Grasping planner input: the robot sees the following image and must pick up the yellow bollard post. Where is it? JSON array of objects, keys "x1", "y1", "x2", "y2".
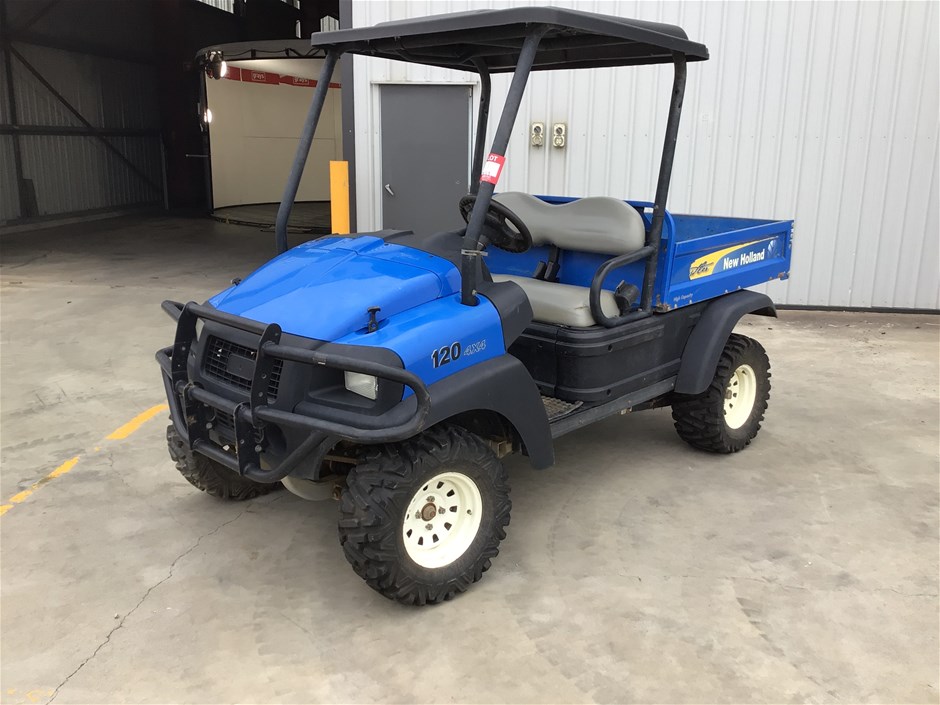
[{"x1": 329, "y1": 160, "x2": 350, "y2": 235}]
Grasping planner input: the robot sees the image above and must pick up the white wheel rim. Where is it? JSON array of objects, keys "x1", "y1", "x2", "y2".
[
  {"x1": 402, "y1": 471, "x2": 483, "y2": 569},
  {"x1": 724, "y1": 363, "x2": 757, "y2": 430}
]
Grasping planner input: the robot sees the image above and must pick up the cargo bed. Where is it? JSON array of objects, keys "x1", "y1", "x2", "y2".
[{"x1": 485, "y1": 195, "x2": 793, "y2": 312}]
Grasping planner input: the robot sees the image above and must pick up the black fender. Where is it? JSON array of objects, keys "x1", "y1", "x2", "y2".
[
  {"x1": 674, "y1": 290, "x2": 776, "y2": 395},
  {"x1": 424, "y1": 353, "x2": 554, "y2": 469}
]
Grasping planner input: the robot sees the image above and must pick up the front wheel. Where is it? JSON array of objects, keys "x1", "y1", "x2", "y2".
[
  {"x1": 671, "y1": 334, "x2": 771, "y2": 453},
  {"x1": 338, "y1": 426, "x2": 510, "y2": 605}
]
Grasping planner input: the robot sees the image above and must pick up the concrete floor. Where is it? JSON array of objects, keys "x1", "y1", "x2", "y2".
[
  {"x1": 212, "y1": 202, "x2": 332, "y2": 232},
  {"x1": 1, "y1": 214, "x2": 937, "y2": 704}
]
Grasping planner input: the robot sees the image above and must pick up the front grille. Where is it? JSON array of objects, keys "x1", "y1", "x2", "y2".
[{"x1": 203, "y1": 335, "x2": 284, "y2": 399}]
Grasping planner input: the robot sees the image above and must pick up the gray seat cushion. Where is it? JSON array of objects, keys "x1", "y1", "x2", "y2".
[
  {"x1": 493, "y1": 274, "x2": 619, "y2": 327},
  {"x1": 493, "y1": 192, "x2": 646, "y2": 254}
]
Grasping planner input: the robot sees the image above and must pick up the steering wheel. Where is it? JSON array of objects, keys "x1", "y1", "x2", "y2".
[{"x1": 458, "y1": 194, "x2": 532, "y2": 253}]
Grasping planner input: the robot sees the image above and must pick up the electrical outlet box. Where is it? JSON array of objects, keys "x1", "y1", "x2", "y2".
[{"x1": 531, "y1": 122, "x2": 545, "y2": 147}]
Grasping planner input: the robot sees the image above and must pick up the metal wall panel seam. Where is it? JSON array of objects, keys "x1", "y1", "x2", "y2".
[
  {"x1": 727, "y1": 1, "x2": 749, "y2": 218},
  {"x1": 909, "y1": 5, "x2": 938, "y2": 308},
  {"x1": 769, "y1": 1, "x2": 794, "y2": 222},
  {"x1": 839, "y1": 0, "x2": 886, "y2": 308},
  {"x1": 803, "y1": 1, "x2": 843, "y2": 305},
  {"x1": 583, "y1": 53, "x2": 596, "y2": 199},
  {"x1": 910, "y1": 126, "x2": 939, "y2": 309},
  {"x1": 824, "y1": 1, "x2": 863, "y2": 306},
  {"x1": 705, "y1": 0, "x2": 728, "y2": 216},
  {"x1": 867, "y1": 1, "x2": 910, "y2": 307},
  {"x1": 542, "y1": 67, "x2": 552, "y2": 194},
  {"x1": 685, "y1": 1, "x2": 706, "y2": 212},
  {"x1": 854, "y1": 1, "x2": 906, "y2": 307},
  {"x1": 890, "y1": 3, "x2": 934, "y2": 308},
  {"x1": 632, "y1": 11, "x2": 651, "y2": 202},
  {"x1": 918, "y1": 145, "x2": 939, "y2": 308},
  {"x1": 749, "y1": 4, "x2": 771, "y2": 219},
  {"x1": 605, "y1": 52, "x2": 617, "y2": 198},
  {"x1": 786, "y1": 1, "x2": 822, "y2": 304}
]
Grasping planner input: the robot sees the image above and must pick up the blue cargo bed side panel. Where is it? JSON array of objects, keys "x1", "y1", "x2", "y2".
[{"x1": 665, "y1": 217, "x2": 793, "y2": 308}]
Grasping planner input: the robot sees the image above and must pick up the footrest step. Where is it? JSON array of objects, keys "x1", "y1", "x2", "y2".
[{"x1": 541, "y1": 396, "x2": 583, "y2": 422}]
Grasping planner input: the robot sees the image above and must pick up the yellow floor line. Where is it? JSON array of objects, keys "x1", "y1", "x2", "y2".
[
  {"x1": 106, "y1": 403, "x2": 168, "y2": 440},
  {"x1": 1, "y1": 402, "x2": 169, "y2": 517},
  {"x1": 0, "y1": 456, "x2": 79, "y2": 516}
]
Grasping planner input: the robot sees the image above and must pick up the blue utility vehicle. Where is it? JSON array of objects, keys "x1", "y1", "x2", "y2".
[{"x1": 158, "y1": 7, "x2": 792, "y2": 605}]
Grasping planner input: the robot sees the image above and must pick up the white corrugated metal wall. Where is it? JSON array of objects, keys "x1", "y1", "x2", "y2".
[{"x1": 351, "y1": 0, "x2": 939, "y2": 310}]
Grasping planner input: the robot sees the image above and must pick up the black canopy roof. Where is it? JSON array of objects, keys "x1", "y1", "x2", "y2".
[{"x1": 309, "y1": 6, "x2": 708, "y2": 73}]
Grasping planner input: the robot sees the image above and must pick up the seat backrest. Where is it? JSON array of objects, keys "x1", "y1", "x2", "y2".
[{"x1": 493, "y1": 192, "x2": 646, "y2": 255}]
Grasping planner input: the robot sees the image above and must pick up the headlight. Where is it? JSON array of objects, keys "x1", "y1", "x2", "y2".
[{"x1": 344, "y1": 371, "x2": 378, "y2": 400}]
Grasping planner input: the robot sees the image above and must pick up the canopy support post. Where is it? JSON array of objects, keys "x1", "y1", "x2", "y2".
[
  {"x1": 469, "y1": 58, "x2": 491, "y2": 192},
  {"x1": 275, "y1": 50, "x2": 340, "y2": 254},
  {"x1": 461, "y1": 27, "x2": 546, "y2": 306},
  {"x1": 638, "y1": 52, "x2": 686, "y2": 313}
]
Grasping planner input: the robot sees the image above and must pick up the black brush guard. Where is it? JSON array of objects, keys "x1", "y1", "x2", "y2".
[{"x1": 156, "y1": 301, "x2": 431, "y2": 483}]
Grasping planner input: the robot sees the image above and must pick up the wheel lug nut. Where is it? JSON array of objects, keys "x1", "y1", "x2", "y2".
[
  {"x1": 438, "y1": 507, "x2": 445, "y2": 515},
  {"x1": 425, "y1": 523, "x2": 433, "y2": 530},
  {"x1": 426, "y1": 496, "x2": 434, "y2": 502},
  {"x1": 415, "y1": 511, "x2": 421, "y2": 519}
]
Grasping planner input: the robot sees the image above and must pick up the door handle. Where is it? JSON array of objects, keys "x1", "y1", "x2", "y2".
[{"x1": 384, "y1": 184, "x2": 395, "y2": 196}]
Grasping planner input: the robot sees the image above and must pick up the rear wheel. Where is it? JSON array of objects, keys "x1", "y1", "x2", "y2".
[
  {"x1": 671, "y1": 334, "x2": 771, "y2": 453},
  {"x1": 166, "y1": 425, "x2": 280, "y2": 500},
  {"x1": 338, "y1": 425, "x2": 510, "y2": 605}
]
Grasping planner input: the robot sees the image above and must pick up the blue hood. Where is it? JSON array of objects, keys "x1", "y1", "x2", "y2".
[{"x1": 209, "y1": 236, "x2": 462, "y2": 341}]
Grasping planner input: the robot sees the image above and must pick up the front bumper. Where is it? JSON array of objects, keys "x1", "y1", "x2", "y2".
[{"x1": 156, "y1": 300, "x2": 430, "y2": 483}]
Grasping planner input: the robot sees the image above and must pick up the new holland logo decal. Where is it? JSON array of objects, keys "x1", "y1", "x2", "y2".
[{"x1": 689, "y1": 238, "x2": 778, "y2": 280}]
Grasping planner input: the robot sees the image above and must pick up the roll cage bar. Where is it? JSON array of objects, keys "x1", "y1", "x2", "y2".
[{"x1": 273, "y1": 7, "x2": 708, "y2": 326}]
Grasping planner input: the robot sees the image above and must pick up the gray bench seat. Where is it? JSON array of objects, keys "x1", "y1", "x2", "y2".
[
  {"x1": 492, "y1": 274, "x2": 620, "y2": 328},
  {"x1": 489, "y1": 193, "x2": 647, "y2": 327}
]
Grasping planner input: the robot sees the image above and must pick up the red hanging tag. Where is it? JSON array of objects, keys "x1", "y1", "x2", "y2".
[{"x1": 480, "y1": 153, "x2": 506, "y2": 185}]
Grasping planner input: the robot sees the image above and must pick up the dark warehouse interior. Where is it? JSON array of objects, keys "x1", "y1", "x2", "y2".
[{"x1": 0, "y1": 0, "x2": 341, "y2": 225}]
